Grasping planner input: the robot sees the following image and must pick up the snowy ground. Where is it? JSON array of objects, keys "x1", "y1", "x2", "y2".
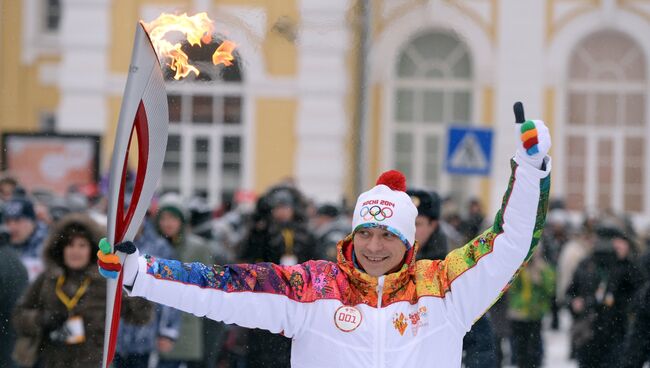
[{"x1": 541, "y1": 312, "x2": 577, "y2": 368}]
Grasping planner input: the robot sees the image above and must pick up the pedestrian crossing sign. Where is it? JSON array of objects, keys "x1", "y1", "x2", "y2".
[{"x1": 446, "y1": 126, "x2": 493, "y2": 176}]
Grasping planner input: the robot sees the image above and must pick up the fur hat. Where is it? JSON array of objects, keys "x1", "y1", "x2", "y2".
[{"x1": 406, "y1": 189, "x2": 441, "y2": 220}]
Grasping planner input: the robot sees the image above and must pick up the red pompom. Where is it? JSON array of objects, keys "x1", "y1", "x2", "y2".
[{"x1": 376, "y1": 170, "x2": 407, "y2": 192}]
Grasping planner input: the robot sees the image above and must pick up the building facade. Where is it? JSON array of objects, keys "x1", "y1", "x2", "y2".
[{"x1": 1, "y1": 0, "x2": 650, "y2": 225}]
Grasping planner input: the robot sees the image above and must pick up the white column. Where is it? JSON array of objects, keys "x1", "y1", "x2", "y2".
[
  {"x1": 490, "y1": 0, "x2": 546, "y2": 214},
  {"x1": 296, "y1": 0, "x2": 351, "y2": 203},
  {"x1": 57, "y1": 0, "x2": 111, "y2": 133}
]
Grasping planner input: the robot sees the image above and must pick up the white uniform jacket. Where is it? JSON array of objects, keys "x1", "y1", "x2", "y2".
[{"x1": 128, "y1": 157, "x2": 551, "y2": 367}]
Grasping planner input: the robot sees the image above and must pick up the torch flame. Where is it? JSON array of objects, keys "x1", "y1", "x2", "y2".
[
  {"x1": 141, "y1": 12, "x2": 237, "y2": 80},
  {"x1": 213, "y1": 40, "x2": 236, "y2": 67}
]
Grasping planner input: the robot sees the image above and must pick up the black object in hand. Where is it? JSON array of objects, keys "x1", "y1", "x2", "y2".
[
  {"x1": 115, "y1": 240, "x2": 136, "y2": 254},
  {"x1": 514, "y1": 101, "x2": 526, "y2": 124}
]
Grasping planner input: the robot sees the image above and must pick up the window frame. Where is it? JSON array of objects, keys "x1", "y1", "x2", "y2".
[
  {"x1": 161, "y1": 40, "x2": 248, "y2": 206},
  {"x1": 385, "y1": 30, "x2": 477, "y2": 198},
  {"x1": 562, "y1": 30, "x2": 648, "y2": 214}
]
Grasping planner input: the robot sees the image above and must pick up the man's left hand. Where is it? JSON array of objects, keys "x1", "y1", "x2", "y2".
[{"x1": 515, "y1": 119, "x2": 551, "y2": 169}]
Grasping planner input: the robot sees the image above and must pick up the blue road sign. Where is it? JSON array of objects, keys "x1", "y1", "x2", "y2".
[{"x1": 446, "y1": 126, "x2": 493, "y2": 176}]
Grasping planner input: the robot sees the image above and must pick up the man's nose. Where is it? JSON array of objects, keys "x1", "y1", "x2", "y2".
[{"x1": 366, "y1": 235, "x2": 383, "y2": 252}]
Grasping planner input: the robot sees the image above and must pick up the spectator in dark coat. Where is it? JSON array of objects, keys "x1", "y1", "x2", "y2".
[
  {"x1": 239, "y1": 185, "x2": 316, "y2": 368},
  {"x1": 618, "y1": 282, "x2": 650, "y2": 368},
  {"x1": 0, "y1": 232, "x2": 28, "y2": 368},
  {"x1": 3, "y1": 197, "x2": 49, "y2": 281},
  {"x1": 12, "y1": 214, "x2": 152, "y2": 368},
  {"x1": 406, "y1": 189, "x2": 448, "y2": 261},
  {"x1": 567, "y1": 227, "x2": 641, "y2": 368},
  {"x1": 312, "y1": 204, "x2": 349, "y2": 261},
  {"x1": 241, "y1": 186, "x2": 316, "y2": 265}
]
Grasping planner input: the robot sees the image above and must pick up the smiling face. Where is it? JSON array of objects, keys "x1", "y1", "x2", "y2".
[{"x1": 353, "y1": 227, "x2": 407, "y2": 277}]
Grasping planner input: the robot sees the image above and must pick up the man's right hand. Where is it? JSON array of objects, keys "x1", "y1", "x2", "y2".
[{"x1": 97, "y1": 238, "x2": 140, "y2": 287}]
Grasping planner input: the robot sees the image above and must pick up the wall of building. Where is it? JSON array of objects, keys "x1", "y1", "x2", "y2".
[
  {"x1": 6, "y1": 0, "x2": 650, "y2": 218},
  {"x1": 0, "y1": 0, "x2": 59, "y2": 135}
]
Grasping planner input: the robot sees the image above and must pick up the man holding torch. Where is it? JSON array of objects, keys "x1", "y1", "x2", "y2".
[{"x1": 99, "y1": 92, "x2": 551, "y2": 368}]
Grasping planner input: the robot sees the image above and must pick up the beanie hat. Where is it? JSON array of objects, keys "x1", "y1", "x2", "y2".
[
  {"x1": 2, "y1": 197, "x2": 36, "y2": 221},
  {"x1": 405, "y1": 189, "x2": 441, "y2": 220},
  {"x1": 268, "y1": 188, "x2": 295, "y2": 208},
  {"x1": 352, "y1": 170, "x2": 418, "y2": 249},
  {"x1": 316, "y1": 204, "x2": 340, "y2": 218}
]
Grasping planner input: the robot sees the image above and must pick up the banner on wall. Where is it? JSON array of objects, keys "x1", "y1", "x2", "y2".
[{"x1": 1, "y1": 133, "x2": 101, "y2": 194}]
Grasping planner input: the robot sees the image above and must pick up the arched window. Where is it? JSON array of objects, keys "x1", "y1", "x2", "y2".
[
  {"x1": 565, "y1": 30, "x2": 646, "y2": 213},
  {"x1": 162, "y1": 38, "x2": 244, "y2": 205},
  {"x1": 392, "y1": 30, "x2": 473, "y2": 198}
]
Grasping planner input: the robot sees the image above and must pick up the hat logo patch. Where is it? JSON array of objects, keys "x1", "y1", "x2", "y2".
[
  {"x1": 334, "y1": 306, "x2": 362, "y2": 332},
  {"x1": 360, "y1": 205, "x2": 393, "y2": 222}
]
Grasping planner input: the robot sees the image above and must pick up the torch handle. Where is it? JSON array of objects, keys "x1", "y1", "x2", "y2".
[{"x1": 514, "y1": 101, "x2": 525, "y2": 124}]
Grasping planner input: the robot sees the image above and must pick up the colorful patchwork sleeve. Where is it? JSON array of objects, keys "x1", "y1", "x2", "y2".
[
  {"x1": 127, "y1": 257, "x2": 341, "y2": 338},
  {"x1": 436, "y1": 157, "x2": 551, "y2": 332}
]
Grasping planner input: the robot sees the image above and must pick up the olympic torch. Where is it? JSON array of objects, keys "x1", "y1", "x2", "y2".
[
  {"x1": 101, "y1": 23, "x2": 168, "y2": 368},
  {"x1": 102, "y1": 13, "x2": 237, "y2": 367}
]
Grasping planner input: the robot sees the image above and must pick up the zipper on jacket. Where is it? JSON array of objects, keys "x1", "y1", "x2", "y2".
[{"x1": 376, "y1": 276, "x2": 385, "y2": 368}]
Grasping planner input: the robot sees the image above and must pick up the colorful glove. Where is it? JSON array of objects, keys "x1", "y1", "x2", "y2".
[
  {"x1": 97, "y1": 238, "x2": 140, "y2": 286},
  {"x1": 516, "y1": 119, "x2": 551, "y2": 169}
]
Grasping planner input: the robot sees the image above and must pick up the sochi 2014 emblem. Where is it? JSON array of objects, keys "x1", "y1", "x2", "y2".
[
  {"x1": 334, "y1": 305, "x2": 362, "y2": 332},
  {"x1": 359, "y1": 205, "x2": 393, "y2": 222}
]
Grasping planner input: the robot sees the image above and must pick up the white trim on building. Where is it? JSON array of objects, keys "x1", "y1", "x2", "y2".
[
  {"x1": 295, "y1": 0, "x2": 351, "y2": 202},
  {"x1": 56, "y1": 0, "x2": 111, "y2": 134}
]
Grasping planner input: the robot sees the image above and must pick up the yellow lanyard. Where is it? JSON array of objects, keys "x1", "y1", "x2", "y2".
[
  {"x1": 281, "y1": 229, "x2": 294, "y2": 255},
  {"x1": 55, "y1": 275, "x2": 91, "y2": 312}
]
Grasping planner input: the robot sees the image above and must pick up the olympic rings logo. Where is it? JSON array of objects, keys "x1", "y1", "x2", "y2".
[{"x1": 359, "y1": 206, "x2": 394, "y2": 222}]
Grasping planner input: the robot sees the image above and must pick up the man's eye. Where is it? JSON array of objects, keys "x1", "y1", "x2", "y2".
[{"x1": 383, "y1": 232, "x2": 396, "y2": 239}]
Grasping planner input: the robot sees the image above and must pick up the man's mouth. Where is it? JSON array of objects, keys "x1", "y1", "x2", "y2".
[{"x1": 364, "y1": 255, "x2": 389, "y2": 263}]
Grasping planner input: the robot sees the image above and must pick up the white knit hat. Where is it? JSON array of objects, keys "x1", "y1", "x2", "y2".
[{"x1": 351, "y1": 170, "x2": 418, "y2": 249}]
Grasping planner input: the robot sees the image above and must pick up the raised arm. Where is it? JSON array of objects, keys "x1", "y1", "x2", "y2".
[{"x1": 436, "y1": 119, "x2": 551, "y2": 332}]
